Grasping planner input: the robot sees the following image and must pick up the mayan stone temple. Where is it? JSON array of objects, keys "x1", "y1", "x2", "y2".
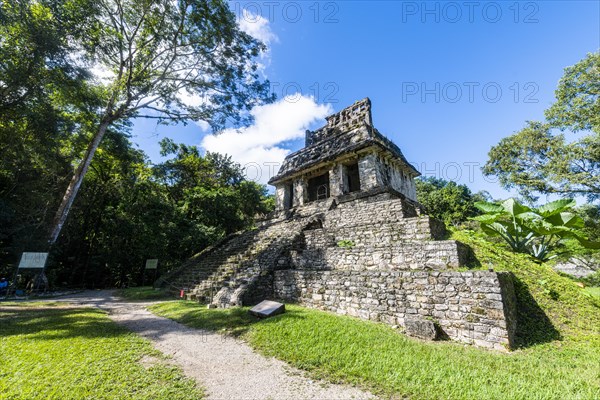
[{"x1": 157, "y1": 98, "x2": 517, "y2": 350}]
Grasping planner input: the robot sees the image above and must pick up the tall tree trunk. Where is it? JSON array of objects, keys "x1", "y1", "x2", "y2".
[{"x1": 48, "y1": 119, "x2": 111, "y2": 245}]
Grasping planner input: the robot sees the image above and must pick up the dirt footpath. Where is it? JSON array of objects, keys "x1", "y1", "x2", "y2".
[{"x1": 51, "y1": 290, "x2": 376, "y2": 400}]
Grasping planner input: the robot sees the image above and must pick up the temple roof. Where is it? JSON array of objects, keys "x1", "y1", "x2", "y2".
[{"x1": 268, "y1": 98, "x2": 420, "y2": 185}]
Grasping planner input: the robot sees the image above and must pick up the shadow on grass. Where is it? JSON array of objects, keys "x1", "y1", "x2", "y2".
[
  {"x1": 0, "y1": 307, "x2": 130, "y2": 341},
  {"x1": 151, "y1": 301, "x2": 307, "y2": 337},
  {"x1": 116, "y1": 287, "x2": 174, "y2": 301},
  {"x1": 512, "y1": 277, "x2": 562, "y2": 348},
  {"x1": 463, "y1": 244, "x2": 482, "y2": 270}
]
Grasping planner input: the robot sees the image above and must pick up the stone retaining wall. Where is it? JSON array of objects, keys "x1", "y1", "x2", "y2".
[
  {"x1": 294, "y1": 237, "x2": 470, "y2": 271},
  {"x1": 324, "y1": 218, "x2": 446, "y2": 242},
  {"x1": 274, "y1": 270, "x2": 517, "y2": 351},
  {"x1": 326, "y1": 192, "x2": 418, "y2": 225}
]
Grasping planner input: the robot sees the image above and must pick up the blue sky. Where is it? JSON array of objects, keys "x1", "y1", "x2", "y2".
[{"x1": 131, "y1": 1, "x2": 600, "y2": 200}]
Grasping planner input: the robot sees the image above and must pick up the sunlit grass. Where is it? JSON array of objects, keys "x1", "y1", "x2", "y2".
[
  {"x1": 151, "y1": 301, "x2": 600, "y2": 400},
  {"x1": 0, "y1": 303, "x2": 203, "y2": 400},
  {"x1": 586, "y1": 286, "x2": 600, "y2": 298},
  {"x1": 116, "y1": 286, "x2": 173, "y2": 301}
]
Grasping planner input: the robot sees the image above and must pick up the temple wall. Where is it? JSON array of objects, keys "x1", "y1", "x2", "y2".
[
  {"x1": 293, "y1": 178, "x2": 307, "y2": 207},
  {"x1": 373, "y1": 154, "x2": 417, "y2": 201},
  {"x1": 274, "y1": 270, "x2": 517, "y2": 351},
  {"x1": 358, "y1": 153, "x2": 383, "y2": 190}
]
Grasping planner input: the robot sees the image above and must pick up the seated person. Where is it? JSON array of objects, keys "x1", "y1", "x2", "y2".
[{"x1": 0, "y1": 277, "x2": 8, "y2": 296}]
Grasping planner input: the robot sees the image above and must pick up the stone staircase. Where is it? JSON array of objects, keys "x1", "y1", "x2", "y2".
[
  {"x1": 156, "y1": 218, "x2": 309, "y2": 307},
  {"x1": 157, "y1": 193, "x2": 469, "y2": 309}
]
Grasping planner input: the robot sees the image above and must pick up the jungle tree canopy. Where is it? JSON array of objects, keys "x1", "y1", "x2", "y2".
[
  {"x1": 483, "y1": 52, "x2": 600, "y2": 203},
  {"x1": 0, "y1": 0, "x2": 275, "y2": 286}
]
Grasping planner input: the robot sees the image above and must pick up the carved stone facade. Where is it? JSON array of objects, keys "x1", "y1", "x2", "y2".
[
  {"x1": 270, "y1": 98, "x2": 418, "y2": 209},
  {"x1": 158, "y1": 98, "x2": 517, "y2": 350}
]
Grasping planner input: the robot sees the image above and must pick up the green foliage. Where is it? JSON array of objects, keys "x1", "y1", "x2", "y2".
[
  {"x1": 0, "y1": 303, "x2": 203, "y2": 399},
  {"x1": 0, "y1": 1, "x2": 275, "y2": 285},
  {"x1": 0, "y1": 0, "x2": 95, "y2": 112},
  {"x1": 585, "y1": 286, "x2": 600, "y2": 298},
  {"x1": 578, "y1": 203, "x2": 600, "y2": 241},
  {"x1": 582, "y1": 271, "x2": 600, "y2": 287},
  {"x1": 77, "y1": 0, "x2": 274, "y2": 129},
  {"x1": 560, "y1": 204, "x2": 600, "y2": 265},
  {"x1": 1, "y1": 93, "x2": 273, "y2": 286},
  {"x1": 0, "y1": 0, "x2": 99, "y2": 263},
  {"x1": 483, "y1": 53, "x2": 600, "y2": 202},
  {"x1": 2, "y1": 0, "x2": 275, "y2": 246},
  {"x1": 545, "y1": 52, "x2": 600, "y2": 134},
  {"x1": 472, "y1": 198, "x2": 598, "y2": 261},
  {"x1": 336, "y1": 240, "x2": 355, "y2": 248},
  {"x1": 46, "y1": 136, "x2": 273, "y2": 288},
  {"x1": 483, "y1": 121, "x2": 600, "y2": 202},
  {"x1": 415, "y1": 177, "x2": 487, "y2": 226},
  {"x1": 154, "y1": 139, "x2": 273, "y2": 233}
]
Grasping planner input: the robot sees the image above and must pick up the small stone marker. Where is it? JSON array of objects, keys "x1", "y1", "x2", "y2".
[
  {"x1": 405, "y1": 318, "x2": 438, "y2": 340},
  {"x1": 249, "y1": 300, "x2": 285, "y2": 318}
]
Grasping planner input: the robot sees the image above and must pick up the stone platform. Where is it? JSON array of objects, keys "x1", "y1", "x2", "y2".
[
  {"x1": 157, "y1": 190, "x2": 517, "y2": 350},
  {"x1": 156, "y1": 98, "x2": 517, "y2": 350}
]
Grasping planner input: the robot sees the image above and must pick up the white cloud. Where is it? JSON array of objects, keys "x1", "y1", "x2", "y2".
[
  {"x1": 237, "y1": 10, "x2": 278, "y2": 75},
  {"x1": 238, "y1": 10, "x2": 278, "y2": 45},
  {"x1": 201, "y1": 95, "x2": 333, "y2": 185},
  {"x1": 90, "y1": 64, "x2": 115, "y2": 82}
]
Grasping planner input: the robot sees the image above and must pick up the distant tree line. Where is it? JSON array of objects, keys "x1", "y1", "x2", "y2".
[
  {"x1": 415, "y1": 177, "x2": 488, "y2": 227},
  {"x1": 1, "y1": 127, "x2": 273, "y2": 287}
]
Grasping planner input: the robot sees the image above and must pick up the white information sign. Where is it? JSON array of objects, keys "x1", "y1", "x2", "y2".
[
  {"x1": 145, "y1": 259, "x2": 158, "y2": 270},
  {"x1": 18, "y1": 252, "x2": 49, "y2": 269}
]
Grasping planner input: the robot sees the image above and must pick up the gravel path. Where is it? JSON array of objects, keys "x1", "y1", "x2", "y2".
[{"x1": 51, "y1": 290, "x2": 376, "y2": 400}]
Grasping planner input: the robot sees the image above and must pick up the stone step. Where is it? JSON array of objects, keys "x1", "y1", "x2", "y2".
[{"x1": 161, "y1": 218, "x2": 308, "y2": 305}]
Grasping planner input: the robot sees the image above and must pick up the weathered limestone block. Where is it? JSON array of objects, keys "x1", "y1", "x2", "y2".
[
  {"x1": 329, "y1": 164, "x2": 344, "y2": 197},
  {"x1": 275, "y1": 184, "x2": 287, "y2": 210},
  {"x1": 293, "y1": 178, "x2": 307, "y2": 206},
  {"x1": 405, "y1": 318, "x2": 438, "y2": 340},
  {"x1": 358, "y1": 153, "x2": 383, "y2": 190}
]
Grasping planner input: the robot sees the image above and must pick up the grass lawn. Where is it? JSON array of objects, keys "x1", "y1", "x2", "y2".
[
  {"x1": 585, "y1": 286, "x2": 600, "y2": 299},
  {"x1": 150, "y1": 301, "x2": 600, "y2": 400},
  {"x1": 116, "y1": 286, "x2": 173, "y2": 301},
  {"x1": 147, "y1": 229, "x2": 600, "y2": 400},
  {"x1": 0, "y1": 302, "x2": 203, "y2": 400}
]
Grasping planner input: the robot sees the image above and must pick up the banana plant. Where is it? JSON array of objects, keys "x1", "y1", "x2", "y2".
[
  {"x1": 472, "y1": 199, "x2": 536, "y2": 253},
  {"x1": 472, "y1": 198, "x2": 599, "y2": 261}
]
